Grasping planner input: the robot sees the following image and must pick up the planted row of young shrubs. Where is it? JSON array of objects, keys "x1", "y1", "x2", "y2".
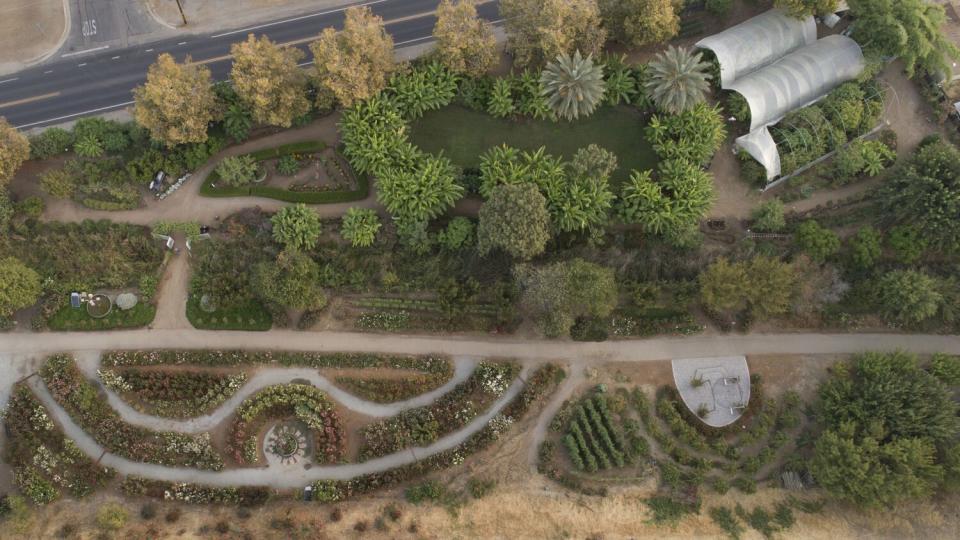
[
  {"x1": 121, "y1": 476, "x2": 271, "y2": 506},
  {"x1": 358, "y1": 361, "x2": 519, "y2": 461},
  {"x1": 40, "y1": 355, "x2": 223, "y2": 470},
  {"x1": 99, "y1": 368, "x2": 247, "y2": 418},
  {"x1": 311, "y1": 364, "x2": 561, "y2": 502},
  {"x1": 228, "y1": 384, "x2": 344, "y2": 465},
  {"x1": 3, "y1": 384, "x2": 116, "y2": 504},
  {"x1": 563, "y1": 394, "x2": 631, "y2": 472}
]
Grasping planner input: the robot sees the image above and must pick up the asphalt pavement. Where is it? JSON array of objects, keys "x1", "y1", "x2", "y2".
[{"x1": 0, "y1": 0, "x2": 502, "y2": 130}]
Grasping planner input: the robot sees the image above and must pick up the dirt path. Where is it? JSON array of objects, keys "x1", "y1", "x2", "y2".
[
  {"x1": 526, "y1": 359, "x2": 585, "y2": 470},
  {"x1": 39, "y1": 112, "x2": 383, "y2": 226},
  {"x1": 150, "y1": 236, "x2": 190, "y2": 330}
]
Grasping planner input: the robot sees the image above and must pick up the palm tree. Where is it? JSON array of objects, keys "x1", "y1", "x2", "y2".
[
  {"x1": 540, "y1": 50, "x2": 606, "y2": 121},
  {"x1": 646, "y1": 46, "x2": 712, "y2": 114}
]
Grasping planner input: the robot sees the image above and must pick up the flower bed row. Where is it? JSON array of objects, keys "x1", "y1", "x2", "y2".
[
  {"x1": 121, "y1": 476, "x2": 271, "y2": 506},
  {"x1": 333, "y1": 371, "x2": 454, "y2": 403},
  {"x1": 357, "y1": 361, "x2": 520, "y2": 461},
  {"x1": 312, "y1": 363, "x2": 563, "y2": 502},
  {"x1": 2, "y1": 384, "x2": 116, "y2": 504},
  {"x1": 101, "y1": 350, "x2": 451, "y2": 374},
  {"x1": 99, "y1": 368, "x2": 247, "y2": 419},
  {"x1": 39, "y1": 355, "x2": 224, "y2": 470},
  {"x1": 228, "y1": 384, "x2": 344, "y2": 466}
]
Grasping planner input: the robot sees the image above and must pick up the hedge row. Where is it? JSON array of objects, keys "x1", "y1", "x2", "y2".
[{"x1": 101, "y1": 350, "x2": 451, "y2": 374}]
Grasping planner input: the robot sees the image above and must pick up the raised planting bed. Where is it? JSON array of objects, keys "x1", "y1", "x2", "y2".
[
  {"x1": 39, "y1": 355, "x2": 224, "y2": 470},
  {"x1": 333, "y1": 370, "x2": 454, "y2": 403},
  {"x1": 357, "y1": 361, "x2": 520, "y2": 461},
  {"x1": 99, "y1": 368, "x2": 248, "y2": 418},
  {"x1": 200, "y1": 141, "x2": 370, "y2": 203}
]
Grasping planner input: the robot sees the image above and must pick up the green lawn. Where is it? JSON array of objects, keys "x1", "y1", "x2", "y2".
[
  {"x1": 186, "y1": 295, "x2": 272, "y2": 331},
  {"x1": 407, "y1": 105, "x2": 657, "y2": 185},
  {"x1": 47, "y1": 302, "x2": 156, "y2": 331}
]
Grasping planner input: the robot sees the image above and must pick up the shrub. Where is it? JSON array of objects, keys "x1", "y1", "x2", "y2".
[
  {"x1": 140, "y1": 503, "x2": 157, "y2": 520},
  {"x1": 751, "y1": 200, "x2": 785, "y2": 232},
  {"x1": 645, "y1": 495, "x2": 700, "y2": 525},
  {"x1": 709, "y1": 506, "x2": 744, "y2": 540},
  {"x1": 467, "y1": 477, "x2": 497, "y2": 499},
  {"x1": 405, "y1": 480, "x2": 445, "y2": 504},
  {"x1": 732, "y1": 477, "x2": 756, "y2": 494},
  {"x1": 706, "y1": 0, "x2": 732, "y2": 16},
  {"x1": 96, "y1": 503, "x2": 129, "y2": 530},
  {"x1": 929, "y1": 353, "x2": 960, "y2": 386},
  {"x1": 215, "y1": 155, "x2": 260, "y2": 186},
  {"x1": 276, "y1": 154, "x2": 301, "y2": 176}
]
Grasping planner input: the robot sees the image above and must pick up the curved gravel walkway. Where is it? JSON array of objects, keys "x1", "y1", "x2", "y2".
[
  {"x1": 73, "y1": 351, "x2": 478, "y2": 432},
  {"x1": 26, "y1": 368, "x2": 527, "y2": 488}
]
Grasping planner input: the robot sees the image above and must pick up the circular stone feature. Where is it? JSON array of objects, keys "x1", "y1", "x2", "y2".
[
  {"x1": 115, "y1": 292, "x2": 138, "y2": 311},
  {"x1": 265, "y1": 423, "x2": 309, "y2": 466},
  {"x1": 85, "y1": 294, "x2": 112, "y2": 318},
  {"x1": 199, "y1": 294, "x2": 217, "y2": 313}
]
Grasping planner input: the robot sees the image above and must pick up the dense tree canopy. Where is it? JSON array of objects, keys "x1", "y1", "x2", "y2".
[
  {"x1": 0, "y1": 118, "x2": 29, "y2": 187},
  {"x1": 795, "y1": 220, "x2": 840, "y2": 263},
  {"x1": 541, "y1": 50, "x2": 606, "y2": 121},
  {"x1": 310, "y1": 6, "x2": 395, "y2": 107},
  {"x1": 133, "y1": 54, "x2": 217, "y2": 147},
  {"x1": 500, "y1": 0, "x2": 606, "y2": 68},
  {"x1": 478, "y1": 183, "x2": 551, "y2": 260},
  {"x1": 848, "y1": 0, "x2": 960, "y2": 78},
  {"x1": 230, "y1": 34, "x2": 310, "y2": 127},
  {"x1": 271, "y1": 204, "x2": 322, "y2": 251},
  {"x1": 515, "y1": 258, "x2": 616, "y2": 336},
  {"x1": 251, "y1": 250, "x2": 327, "y2": 309},
  {"x1": 699, "y1": 256, "x2": 796, "y2": 320},
  {"x1": 879, "y1": 140, "x2": 960, "y2": 253},
  {"x1": 775, "y1": 0, "x2": 839, "y2": 18},
  {"x1": 618, "y1": 160, "x2": 714, "y2": 239},
  {"x1": 811, "y1": 351, "x2": 959, "y2": 507},
  {"x1": 376, "y1": 154, "x2": 464, "y2": 224},
  {"x1": 432, "y1": 0, "x2": 498, "y2": 78},
  {"x1": 599, "y1": 0, "x2": 679, "y2": 48},
  {"x1": 340, "y1": 207, "x2": 381, "y2": 248},
  {"x1": 874, "y1": 269, "x2": 943, "y2": 325},
  {"x1": 0, "y1": 257, "x2": 42, "y2": 317}
]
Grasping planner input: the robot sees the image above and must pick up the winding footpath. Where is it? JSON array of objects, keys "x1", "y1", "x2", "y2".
[
  {"x1": 25, "y1": 367, "x2": 528, "y2": 488},
  {"x1": 73, "y1": 351, "x2": 478, "y2": 432}
]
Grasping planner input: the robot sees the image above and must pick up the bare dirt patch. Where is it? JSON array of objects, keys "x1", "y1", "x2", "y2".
[{"x1": 0, "y1": 0, "x2": 67, "y2": 74}]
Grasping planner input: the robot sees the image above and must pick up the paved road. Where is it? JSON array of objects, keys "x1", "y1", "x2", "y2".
[{"x1": 0, "y1": 0, "x2": 501, "y2": 129}]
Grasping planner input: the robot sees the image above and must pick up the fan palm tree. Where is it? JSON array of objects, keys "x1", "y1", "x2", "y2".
[
  {"x1": 540, "y1": 50, "x2": 606, "y2": 121},
  {"x1": 646, "y1": 46, "x2": 712, "y2": 114}
]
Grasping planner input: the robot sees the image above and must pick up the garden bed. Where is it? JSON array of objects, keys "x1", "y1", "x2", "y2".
[
  {"x1": 408, "y1": 104, "x2": 657, "y2": 185},
  {"x1": 358, "y1": 361, "x2": 520, "y2": 461},
  {"x1": 39, "y1": 355, "x2": 224, "y2": 470},
  {"x1": 2, "y1": 384, "x2": 116, "y2": 504},
  {"x1": 99, "y1": 368, "x2": 248, "y2": 419},
  {"x1": 186, "y1": 295, "x2": 272, "y2": 331},
  {"x1": 47, "y1": 301, "x2": 155, "y2": 331},
  {"x1": 101, "y1": 350, "x2": 451, "y2": 372},
  {"x1": 199, "y1": 141, "x2": 369, "y2": 203}
]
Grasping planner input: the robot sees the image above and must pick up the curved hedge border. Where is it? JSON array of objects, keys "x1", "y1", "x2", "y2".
[{"x1": 200, "y1": 140, "x2": 370, "y2": 203}]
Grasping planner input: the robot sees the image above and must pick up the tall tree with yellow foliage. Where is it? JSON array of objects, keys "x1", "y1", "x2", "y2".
[
  {"x1": 432, "y1": 0, "x2": 498, "y2": 77},
  {"x1": 0, "y1": 118, "x2": 28, "y2": 187},
  {"x1": 310, "y1": 6, "x2": 395, "y2": 108},
  {"x1": 134, "y1": 54, "x2": 218, "y2": 147},
  {"x1": 500, "y1": 0, "x2": 606, "y2": 68},
  {"x1": 599, "y1": 0, "x2": 679, "y2": 47},
  {"x1": 230, "y1": 34, "x2": 310, "y2": 127}
]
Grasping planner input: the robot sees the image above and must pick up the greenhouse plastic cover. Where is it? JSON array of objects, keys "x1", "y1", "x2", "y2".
[
  {"x1": 735, "y1": 127, "x2": 781, "y2": 180},
  {"x1": 695, "y1": 9, "x2": 815, "y2": 89},
  {"x1": 728, "y1": 35, "x2": 866, "y2": 132}
]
